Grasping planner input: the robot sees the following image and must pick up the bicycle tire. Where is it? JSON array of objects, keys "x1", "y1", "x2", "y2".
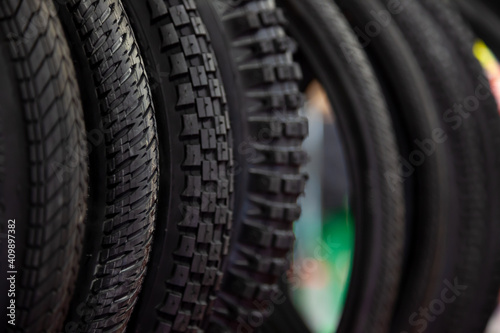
[
  {"x1": 194, "y1": 1, "x2": 308, "y2": 331},
  {"x1": 273, "y1": 1, "x2": 406, "y2": 332},
  {"x1": 418, "y1": 2, "x2": 500, "y2": 332},
  {"x1": 56, "y1": 0, "x2": 160, "y2": 331},
  {"x1": 380, "y1": 0, "x2": 499, "y2": 331},
  {"x1": 0, "y1": 0, "x2": 88, "y2": 331},
  {"x1": 121, "y1": 1, "x2": 234, "y2": 331}
]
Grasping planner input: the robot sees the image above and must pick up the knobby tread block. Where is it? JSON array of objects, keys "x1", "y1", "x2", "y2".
[
  {"x1": 121, "y1": 0, "x2": 234, "y2": 332},
  {"x1": 248, "y1": 169, "x2": 307, "y2": 195},
  {"x1": 245, "y1": 90, "x2": 304, "y2": 112},
  {"x1": 247, "y1": 196, "x2": 302, "y2": 223},
  {"x1": 58, "y1": 0, "x2": 160, "y2": 332},
  {"x1": 248, "y1": 116, "x2": 309, "y2": 139},
  {"x1": 0, "y1": 0, "x2": 88, "y2": 332},
  {"x1": 194, "y1": 0, "x2": 308, "y2": 331},
  {"x1": 250, "y1": 145, "x2": 308, "y2": 166}
]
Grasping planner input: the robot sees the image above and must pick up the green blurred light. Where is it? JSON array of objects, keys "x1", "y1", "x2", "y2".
[{"x1": 292, "y1": 202, "x2": 354, "y2": 333}]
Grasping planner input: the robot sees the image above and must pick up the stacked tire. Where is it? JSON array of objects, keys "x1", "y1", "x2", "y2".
[
  {"x1": 0, "y1": 0, "x2": 499, "y2": 333},
  {"x1": 0, "y1": 0, "x2": 306, "y2": 332},
  {"x1": 262, "y1": 1, "x2": 500, "y2": 333}
]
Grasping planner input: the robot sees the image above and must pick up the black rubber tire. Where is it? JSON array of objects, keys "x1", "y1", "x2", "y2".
[
  {"x1": 418, "y1": 2, "x2": 500, "y2": 333},
  {"x1": 454, "y1": 0, "x2": 500, "y2": 58},
  {"x1": 260, "y1": 288, "x2": 312, "y2": 333},
  {"x1": 335, "y1": 0, "x2": 456, "y2": 332},
  {"x1": 273, "y1": 1, "x2": 406, "y2": 333},
  {"x1": 54, "y1": 0, "x2": 161, "y2": 332},
  {"x1": 479, "y1": 0, "x2": 500, "y2": 17},
  {"x1": 0, "y1": 0, "x2": 88, "y2": 331},
  {"x1": 379, "y1": 0, "x2": 500, "y2": 332},
  {"x1": 194, "y1": 1, "x2": 308, "y2": 332},
  {"x1": 120, "y1": 1, "x2": 234, "y2": 332}
]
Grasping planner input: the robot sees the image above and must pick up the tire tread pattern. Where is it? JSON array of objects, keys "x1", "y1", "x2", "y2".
[
  {"x1": 0, "y1": 0, "x2": 88, "y2": 331},
  {"x1": 129, "y1": 1, "x2": 234, "y2": 331},
  {"x1": 62, "y1": 0, "x2": 160, "y2": 331},
  {"x1": 201, "y1": 1, "x2": 309, "y2": 331}
]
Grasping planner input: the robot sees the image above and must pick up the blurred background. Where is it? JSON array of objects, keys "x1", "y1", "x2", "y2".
[{"x1": 292, "y1": 40, "x2": 500, "y2": 330}]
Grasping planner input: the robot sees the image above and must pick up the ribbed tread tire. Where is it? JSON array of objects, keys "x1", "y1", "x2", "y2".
[
  {"x1": 193, "y1": 1, "x2": 308, "y2": 332},
  {"x1": 56, "y1": 0, "x2": 160, "y2": 332},
  {"x1": 120, "y1": 0, "x2": 234, "y2": 332},
  {"x1": 0, "y1": 0, "x2": 88, "y2": 331}
]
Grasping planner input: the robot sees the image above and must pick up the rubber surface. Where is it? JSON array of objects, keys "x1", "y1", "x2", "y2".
[
  {"x1": 419, "y1": 2, "x2": 500, "y2": 333},
  {"x1": 455, "y1": 0, "x2": 500, "y2": 58},
  {"x1": 478, "y1": 0, "x2": 500, "y2": 16},
  {"x1": 194, "y1": 1, "x2": 308, "y2": 331},
  {"x1": 0, "y1": 0, "x2": 88, "y2": 331},
  {"x1": 260, "y1": 286, "x2": 312, "y2": 333},
  {"x1": 56, "y1": 0, "x2": 160, "y2": 332},
  {"x1": 121, "y1": 1, "x2": 234, "y2": 331},
  {"x1": 274, "y1": 1, "x2": 406, "y2": 332},
  {"x1": 336, "y1": 1, "x2": 456, "y2": 332},
  {"x1": 381, "y1": 0, "x2": 500, "y2": 332}
]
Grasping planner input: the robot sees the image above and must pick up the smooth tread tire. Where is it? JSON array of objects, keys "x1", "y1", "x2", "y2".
[
  {"x1": 335, "y1": 0, "x2": 454, "y2": 331},
  {"x1": 418, "y1": 2, "x2": 500, "y2": 332},
  {"x1": 380, "y1": 0, "x2": 500, "y2": 332},
  {"x1": 194, "y1": 1, "x2": 308, "y2": 331},
  {"x1": 454, "y1": 0, "x2": 500, "y2": 58},
  {"x1": 273, "y1": 0, "x2": 406, "y2": 332},
  {"x1": 0, "y1": 0, "x2": 88, "y2": 331},
  {"x1": 55, "y1": 0, "x2": 160, "y2": 332},
  {"x1": 120, "y1": 1, "x2": 234, "y2": 332}
]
